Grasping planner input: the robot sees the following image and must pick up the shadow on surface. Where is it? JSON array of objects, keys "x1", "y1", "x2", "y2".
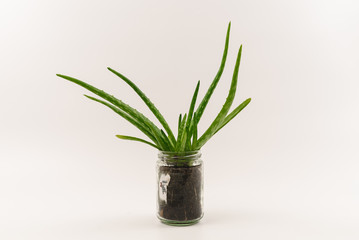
[{"x1": 203, "y1": 209, "x2": 274, "y2": 226}]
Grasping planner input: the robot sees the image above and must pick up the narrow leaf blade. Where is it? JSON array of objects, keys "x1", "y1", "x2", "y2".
[
  {"x1": 107, "y1": 67, "x2": 176, "y2": 147},
  {"x1": 175, "y1": 113, "x2": 187, "y2": 151},
  {"x1": 184, "y1": 80, "x2": 200, "y2": 148},
  {"x1": 116, "y1": 135, "x2": 160, "y2": 150},
  {"x1": 214, "y1": 98, "x2": 251, "y2": 135},
  {"x1": 178, "y1": 113, "x2": 182, "y2": 135},
  {"x1": 84, "y1": 94, "x2": 158, "y2": 144},
  {"x1": 195, "y1": 22, "x2": 231, "y2": 124},
  {"x1": 57, "y1": 74, "x2": 165, "y2": 147},
  {"x1": 192, "y1": 113, "x2": 198, "y2": 150},
  {"x1": 196, "y1": 45, "x2": 243, "y2": 149}
]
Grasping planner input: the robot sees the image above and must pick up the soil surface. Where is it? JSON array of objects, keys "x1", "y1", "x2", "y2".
[{"x1": 158, "y1": 165, "x2": 202, "y2": 221}]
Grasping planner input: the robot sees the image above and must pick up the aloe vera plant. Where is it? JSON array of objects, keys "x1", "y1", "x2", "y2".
[{"x1": 57, "y1": 22, "x2": 251, "y2": 153}]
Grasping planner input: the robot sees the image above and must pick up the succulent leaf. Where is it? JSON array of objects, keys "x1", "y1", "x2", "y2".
[
  {"x1": 107, "y1": 67, "x2": 176, "y2": 148},
  {"x1": 195, "y1": 22, "x2": 231, "y2": 125},
  {"x1": 57, "y1": 22, "x2": 251, "y2": 153},
  {"x1": 84, "y1": 94, "x2": 157, "y2": 144},
  {"x1": 196, "y1": 45, "x2": 243, "y2": 149},
  {"x1": 214, "y1": 98, "x2": 251, "y2": 135},
  {"x1": 116, "y1": 135, "x2": 160, "y2": 150}
]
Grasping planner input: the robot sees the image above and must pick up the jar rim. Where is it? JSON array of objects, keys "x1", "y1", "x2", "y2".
[
  {"x1": 158, "y1": 150, "x2": 202, "y2": 162},
  {"x1": 158, "y1": 150, "x2": 200, "y2": 155}
]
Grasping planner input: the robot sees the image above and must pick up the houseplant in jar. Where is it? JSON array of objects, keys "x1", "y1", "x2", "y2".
[{"x1": 57, "y1": 22, "x2": 251, "y2": 226}]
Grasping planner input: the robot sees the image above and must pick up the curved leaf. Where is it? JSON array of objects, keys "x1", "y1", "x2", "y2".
[
  {"x1": 192, "y1": 113, "x2": 198, "y2": 149},
  {"x1": 195, "y1": 22, "x2": 231, "y2": 124},
  {"x1": 107, "y1": 67, "x2": 176, "y2": 148},
  {"x1": 214, "y1": 98, "x2": 251, "y2": 135},
  {"x1": 116, "y1": 135, "x2": 160, "y2": 150},
  {"x1": 184, "y1": 80, "x2": 200, "y2": 148},
  {"x1": 196, "y1": 45, "x2": 243, "y2": 149},
  {"x1": 175, "y1": 113, "x2": 187, "y2": 151},
  {"x1": 56, "y1": 74, "x2": 170, "y2": 148},
  {"x1": 84, "y1": 94, "x2": 157, "y2": 144}
]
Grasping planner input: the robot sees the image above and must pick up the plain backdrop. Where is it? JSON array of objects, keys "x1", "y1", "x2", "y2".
[{"x1": 1, "y1": 0, "x2": 358, "y2": 239}]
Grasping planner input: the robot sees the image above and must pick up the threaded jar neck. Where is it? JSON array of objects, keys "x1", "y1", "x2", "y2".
[{"x1": 158, "y1": 151, "x2": 202, "y2": 166}]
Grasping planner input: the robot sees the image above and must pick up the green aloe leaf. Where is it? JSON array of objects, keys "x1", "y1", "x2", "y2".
[
  {"x1": 160, "y1": 129, "x2": 173, "y2": 151},
  {"x1": 116, "y1": 135, "x2": 160, "y2": 150},
  {"x1": 184, "y1": 80, "x2": 200, "y2": 148},
  {"x1": 195, "y1": 22, "x2": 231, "y2": 125},
  {"x1": 192, "y1": 112, "x2": 198, "y2": 149},
  {"x1": 107, "y1": 67, "x2": 176, "y2": 148},
  {"x1": 214, "y1": 98, "x2": 251, "y2": 135},
  {"x1": 196, "y1": 45, "x2": 243, "y2": 149},
  {"x1": 56, "y1": 74, "x2": 170, "y2": 148},
  {"x1": 175, "y1": 113, "x2": 187, "y2": 151},
  {"x1": 84, "y1": 94, "x2": 157, "y2": 144},
  {"x1": 178, "y1": 113, "x2": 182, "y2": 134}
]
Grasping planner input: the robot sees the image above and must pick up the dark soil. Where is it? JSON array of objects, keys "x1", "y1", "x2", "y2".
[{"x1": 158, "y1": 165, "x2": 202, "y2": 221}]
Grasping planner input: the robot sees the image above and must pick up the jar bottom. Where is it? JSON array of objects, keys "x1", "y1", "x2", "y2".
[{"x1": 157, "y1": 214, "x2": 203, "y2": 226}]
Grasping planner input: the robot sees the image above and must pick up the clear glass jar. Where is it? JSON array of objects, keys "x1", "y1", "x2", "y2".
[{"x1": 157, "y1": 151, "x2": 203, "y2": 226}]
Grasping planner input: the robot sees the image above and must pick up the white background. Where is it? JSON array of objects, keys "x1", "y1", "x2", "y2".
[{"x1": 1, "y1": 0, "x2": 359, "y2": 239}]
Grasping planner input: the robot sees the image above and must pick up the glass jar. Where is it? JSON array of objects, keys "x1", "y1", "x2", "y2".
[{"x1": 156, "y1": 151, "x2": 203, "y2": 226}]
